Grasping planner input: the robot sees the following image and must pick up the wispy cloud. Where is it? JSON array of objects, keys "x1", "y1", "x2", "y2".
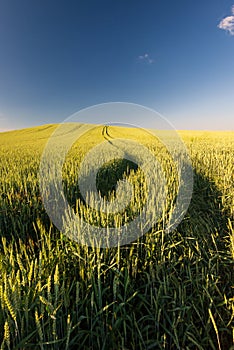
[
  {"x1": 218, "y1": 5, "x2": 234, "y2": 35},
  {"x1": 138, "y1": 53, "x2": 154, "y2": 64}
]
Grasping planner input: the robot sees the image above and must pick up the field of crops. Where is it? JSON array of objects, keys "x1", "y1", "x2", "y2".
[{"x1": 0, "y1": 124, "x2": 233, "y2": 349}]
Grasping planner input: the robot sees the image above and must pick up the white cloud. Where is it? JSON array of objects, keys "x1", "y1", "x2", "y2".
[
  {"x1": 218, "y1": 5, "x2": 234, "y2": 35},
  {"x1": 138, "y1": 53, "x2": 154, "y2": 64}
]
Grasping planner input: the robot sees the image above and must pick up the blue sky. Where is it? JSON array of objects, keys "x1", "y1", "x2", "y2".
[{"x1": 0, "y1": 0, "x2": 234, "y2": 131}]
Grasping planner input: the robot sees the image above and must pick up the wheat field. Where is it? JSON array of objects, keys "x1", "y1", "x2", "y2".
[{"x1": 0, "y1": 125, "x2": 233, "y2": 349}]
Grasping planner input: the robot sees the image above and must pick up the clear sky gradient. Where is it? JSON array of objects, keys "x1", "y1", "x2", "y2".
[{"x1": 0, "y1": 0, "x2": 234, "y2": 131}]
